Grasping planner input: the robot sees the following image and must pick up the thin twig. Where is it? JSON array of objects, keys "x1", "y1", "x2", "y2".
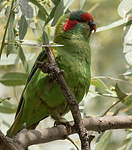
[
  {"x1": 96, "y1": 92, "x2": 118, "y2": 98},
  {"x1": 101, "y1": 100, "x2": 121, "y2": 117},
  {"x1": 0, "y1": 0, "x2": 16, "y2": 58},
  {"x1": 67, "y1": 137, "x2": 80, "y2": 150},
  {"x1": 89, "y1": 3, "x2": 99, "y2": 13},
  {"x1": 0, "y1": 97, "x2": 11, "y2": 103}
]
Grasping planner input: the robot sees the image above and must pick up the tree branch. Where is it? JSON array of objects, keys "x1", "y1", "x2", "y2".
[
  {"x1": 0, "y1": 130, "x2": 24, "y2": 150},
  {"x1": 1, "y1": 115, "x2": 132, "y2": 150},
  {"x1": 16, "y1": 115, "x2": 132, "y2": 147}
]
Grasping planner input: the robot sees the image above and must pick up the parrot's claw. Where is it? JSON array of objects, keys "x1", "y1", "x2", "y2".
[
  {"x1": 54, "y1": 118, "x2": 73, "y2": 127},
  {"x1": 36, "y1": 61, "x2": 46, "y2": 67},
  {"x1": 54, "y1": 118, "x2": 73, "y2": 136},
  {"x1": 59, "y1": 70, "x2": 64, "y2": 75}
]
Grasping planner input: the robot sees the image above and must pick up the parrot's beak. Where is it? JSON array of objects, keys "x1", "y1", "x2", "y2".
[{"x1": 88, "y1": 20, "x2": 96, "y2": 32}]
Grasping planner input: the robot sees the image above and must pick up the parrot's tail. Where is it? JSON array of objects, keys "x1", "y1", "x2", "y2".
[
  {"x1": 7, "y1": 112, "x2": 48, "y2": 137},
  {"x1": 7, "y1": 111, "x2": 23, "y2": 137}
]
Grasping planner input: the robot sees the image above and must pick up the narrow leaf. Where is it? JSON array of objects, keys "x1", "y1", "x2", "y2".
[
  {"x1": 115, "y1": 84, "x2": 132, "y2": 108},
  {"x1": 0, "y1": 97, "x2": 11, "y2": 103},
  {"x1": 18, "y1": 46, "x2": 29, "y2": 72},
  {"x1": 18, "y1": 15, "x2": 28, "y2": 40},
  {"x1": 123, "y1": 67, "x2": 132, "y2": 76},
  {"x1": 0, "y1": 54, "x2": 17, "y2": 65},
  {"x1": 0, "y1": 101, "x2": 17, "y2": 114},
  {"x1": 19, "y1": 0, "x2": 33, "y2": 18},
  {"x1": 42, "y1": 30, "x2": 49, "y2": 44},
  {"x1": 126, "y1": 133, "x2": 132, "y2": 139},
  {"x1": 6, "y1": 13, "x2": 15, "y2": 56},
  {"x1": 125, "y1": 51, "x2": 132, "y2": 65},
  {"x1": 123, "y1": 95, "x2": 132, "y2": 108},
  {"x1": 45, "y1": 6, "x2": 57, "y2": 25},
  {"x1": 95, "y1": 131, "x2": 112, "y2": 150},
  {"x1": 118, "y1": 0, "x2": 132, "y2": 18},
  {"x1": 80, "y1": 0, "x2": 86, "y2": 9},
  {"x1": 91, "y1": 78, "x2": 109, "y2": 93},
  {"x1": 115, "y1": 84, "x2": 127, "y2": 99},
  {"x1": 126, "y1": 141, "x2": 132, "y2": 150},
  {"x1": 28, "y1": 0, "x2": 48, "y2": 20},
  {"x1": 51, "y1": 0, "x2": 75, "y2": 26},
  {"x1": 0, "y1": 72, "x2": 28, "y2": 86},
  {"x1": 97, "y1": 19, "x2": 126, "y2": 32}
]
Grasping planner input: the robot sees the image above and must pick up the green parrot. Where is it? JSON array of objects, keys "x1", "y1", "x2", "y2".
[{"x1": 7, "y1": 10, "x2": 96, "y2": 137}]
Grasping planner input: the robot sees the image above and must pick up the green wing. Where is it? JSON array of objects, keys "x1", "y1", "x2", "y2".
[
  {"x1": 7, "y1": 50, "x2": 48, "y2": 137},
  {"x1": 15, "y1": 50, "x2": 47, "y2": 117}
]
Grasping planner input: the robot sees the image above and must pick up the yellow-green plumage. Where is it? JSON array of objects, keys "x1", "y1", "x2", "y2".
[{"x1": 7, "y1": 11, "x2": 92, "y2": 137}]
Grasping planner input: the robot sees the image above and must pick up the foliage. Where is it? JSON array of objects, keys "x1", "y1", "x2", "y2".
[{"x1": 0, "y1": 0, "x2": 132, "y2": 150}]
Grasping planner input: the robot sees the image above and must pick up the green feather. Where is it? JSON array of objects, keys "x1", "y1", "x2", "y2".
[{"x1": 7, "y1": 12, "x2": 91, "y2": 137}]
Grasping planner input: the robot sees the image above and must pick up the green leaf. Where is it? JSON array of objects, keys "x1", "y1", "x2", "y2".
[
  {"x1": 51, "y1": 0, "x2": 75, "y2": 26},
  {"x1": 0, "y1": 101, "x2": 17, "y2": 114},
  {"x1": 19, "y1": 0, "x2": 33, "y2": 18},
  {"x1": 123, "y1": 67, "x2": 132, "y2": 76},
  {"x1": 115, "y1": 84, "x2": 132, "y2": 108},
  {"x1": 125, "y1": 51, "x2": 132, "y2": 65},
  {"x1": 2, "y1": 120, "x2": 11, "y2": 128},
  {"x1": 5, "y1": 6, "x2": 11, "y2": 17},
  {"x1": 18, "y1": 15, "x2": 28, "y2": 40},
  {"x1": 115, "y1": 84, "x2": 127, "y2": 100},
  {"x1": 0, "y1": 54, "x2": 17, "y2": 65},
  {"x1": 124, "y1": 94, "x2": 132, "y2": 108},
  {"x1": 6, "y1": 13, "x2": 15, "y2": 56},
  {"x1": 37, "y1": 9, "x2": 46, "y2": 20},
  {"x1": 97, "y1": 19, "x2": 126, "y2": 32},
  {"x1": 42, "y1": 30, "x2": 49, "y2": 44},
  {"x1": 51, "y1": 0, "x2": 60, "y2": 5},
  {"x1": 91, "y1": 78, "x2": 108, "y2": 93},
  {"x1": 80, "y1": 0, "x2": 86, "y2": 9},
  {"x1": 118, "y1": 0, "x2": 132, "y2": 18},
  {"x1": 0, "y1": 72, "x2": 28, "y2": 86},
  {"x1": 0, "y1": 97, "x2": 11, "y2": 103},
  {"x1": 28, "y1": 0, "x2": 48, "y2": 20},
  {"x1": 95, "y1": 131, "x2": 112, "y2": 150},
  {"x1": 117, "y1": 145, "x2": 127, "y2": 150},
  {"x1": 126, "y1": 141, "x2": 132, "y2": 150},
  {"x1": 18, "y1": 46, "x2": 29, "y2": 72},
  {"x1": 126, "y1": 133, "x2": 132, "y2": 139},
  {"x1": 45, "y1": 6, "x2": 58, "y2": 25}
]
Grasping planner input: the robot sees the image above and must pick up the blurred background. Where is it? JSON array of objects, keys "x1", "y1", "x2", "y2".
[{"x1": 0, "y1": 0, "x2": 132, "y2": 150}]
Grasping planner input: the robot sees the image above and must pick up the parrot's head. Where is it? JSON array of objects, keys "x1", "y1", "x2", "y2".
[
  {"x1": 54, "y1": 10, "x2": 96, "y2": 43},
  {"x1": 63, "y1": 10, "x2": 96, "y2": 32}
]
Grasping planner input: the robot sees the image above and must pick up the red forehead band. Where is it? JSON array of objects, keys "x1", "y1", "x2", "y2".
[{"x1": 81, "y1": 13, "x2": 94, "y2": 22}]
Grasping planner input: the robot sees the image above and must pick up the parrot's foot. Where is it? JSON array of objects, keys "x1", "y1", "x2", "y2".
[
  {"x1": 54, "y1": 118, "x2": 73, "y2": 127},
  {"x1": 36, "y1": 61, "x2": 48, "y2": 73},
  {"x1": 54, "y1": 118, "x2": 73, "y2": 136},
  {"x1": 58, "y1": 69, "x2": 64, "y2": 75}
]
